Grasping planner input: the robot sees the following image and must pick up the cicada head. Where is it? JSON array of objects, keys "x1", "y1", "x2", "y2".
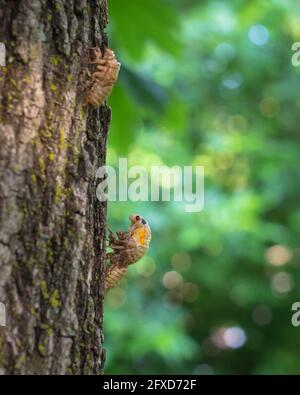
[{"x1": 129, "y1": 214, "x2": 147, "y2": 226}]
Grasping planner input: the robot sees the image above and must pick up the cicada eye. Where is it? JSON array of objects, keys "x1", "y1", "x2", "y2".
[{"x1": 135, "y1": 215, "x2": 141, "y2": 221}]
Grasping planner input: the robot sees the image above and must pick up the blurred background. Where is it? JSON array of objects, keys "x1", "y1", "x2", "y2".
[{"x1": 104, "y1": 0, "x2": 300, "y2": 374}]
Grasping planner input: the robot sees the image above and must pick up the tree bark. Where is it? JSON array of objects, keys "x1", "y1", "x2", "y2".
[{"x1": 0, "y1": 0, "x2": 109, "y2": 374}]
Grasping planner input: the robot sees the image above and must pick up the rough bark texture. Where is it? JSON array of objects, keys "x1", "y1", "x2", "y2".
[{"x1": 0, "y1": 0, "x2": 110, "y2": 374}]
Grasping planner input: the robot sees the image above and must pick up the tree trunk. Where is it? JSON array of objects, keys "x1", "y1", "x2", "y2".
[{"x1": 0, "y1": 0, "x2": 110, "y2": 374}]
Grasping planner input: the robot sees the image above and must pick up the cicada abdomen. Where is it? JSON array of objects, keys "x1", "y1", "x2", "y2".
[{"x1": 105, "y1": 264, "x2": 128, "y2": 289}]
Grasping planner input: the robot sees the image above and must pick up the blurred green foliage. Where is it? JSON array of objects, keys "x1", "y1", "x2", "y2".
[{"x1": 104, "y1": 0, "x2": 300, "y2": 374}]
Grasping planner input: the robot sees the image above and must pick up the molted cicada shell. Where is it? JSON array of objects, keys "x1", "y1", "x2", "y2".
[{"x1": 85, "y1": 47, "x2": 120, "y2": 107}]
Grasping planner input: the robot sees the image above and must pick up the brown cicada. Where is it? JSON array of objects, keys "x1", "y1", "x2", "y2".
[
  {"x1": 85, "y1": 47, "x2": 120, "y2": 107},
  {"x1": 105, "y1": 214, "x2": 152, "y2": 289}
]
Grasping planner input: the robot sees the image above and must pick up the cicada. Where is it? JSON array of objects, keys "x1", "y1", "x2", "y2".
[
  {"x1": 105, "y1": 214, "x2": 151, "y2": 289},
  {"x1": 85, "y1": 47, "x2": 120, "y2": 107}
]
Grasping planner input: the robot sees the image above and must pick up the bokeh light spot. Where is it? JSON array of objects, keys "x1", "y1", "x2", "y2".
[
  {"x1": 211, "y1": 326, "x2": 246, "y2": 349},
  {"x1": 162, "y1": 271, "x2": 183, "y2": 289},
  {"x1": 223, "y1": 326, "x2": 247, "y2": 349},
  {"x1": 260, "y1": 97, "x2": 280, "y2": 118},
  {"x1": 271, "y1": 272, "x2": 294, "y2": 294},
  {"x1": 265, "y1": 244, "x2": 292, "y2": 266},
  {"x1": 222, "y1": 73, "x2": 243, "y2": 90},
  {"x1": 252, "y1": 305, "x2": 272, "y2": 326},
  {"x1": 227, "y1": 114, "x2": 248, "y2": 133},
  {"x1": 248, "y1": 24, "x2": 269, "y2": 46}
]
